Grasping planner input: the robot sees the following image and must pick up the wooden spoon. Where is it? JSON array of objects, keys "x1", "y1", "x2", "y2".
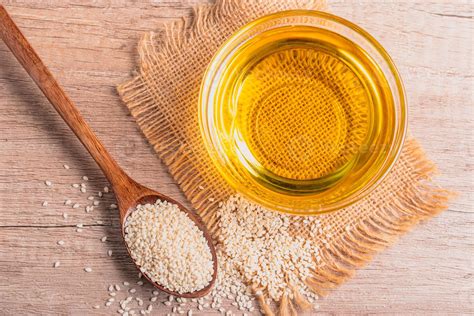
[{"x1": 0, "y1": 5, "x2": 217, "y2": 298}]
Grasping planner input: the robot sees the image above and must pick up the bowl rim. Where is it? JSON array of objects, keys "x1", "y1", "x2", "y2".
[{"x1": 199, "y1": 10, "x2": 408, "y2": 215}]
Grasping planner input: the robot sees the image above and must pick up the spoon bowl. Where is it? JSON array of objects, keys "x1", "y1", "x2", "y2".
[
  {"x1": 0, "y1": 4, "x2": 217, "y2": 299},
  {"x1": 118, "y1": 186, "x2": 218, "y2": 298}
]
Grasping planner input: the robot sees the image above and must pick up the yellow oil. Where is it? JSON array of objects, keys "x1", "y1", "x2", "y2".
[{"x1": 213, "y1": 25, "x2": 396, "y2": 198}]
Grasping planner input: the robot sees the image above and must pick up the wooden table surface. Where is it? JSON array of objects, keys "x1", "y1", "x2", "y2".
[{"x1": 0, "y1": 1, "x2": 472, "y2": 315}]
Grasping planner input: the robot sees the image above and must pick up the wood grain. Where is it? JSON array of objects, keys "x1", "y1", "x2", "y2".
[{"x1": 0, "y1": 1, "x2": 472, "y2": 315}]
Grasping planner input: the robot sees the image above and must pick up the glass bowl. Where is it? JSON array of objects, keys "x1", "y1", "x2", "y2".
[{"x1": 199, "y1": 10, "x2": 407, "y2": 215}]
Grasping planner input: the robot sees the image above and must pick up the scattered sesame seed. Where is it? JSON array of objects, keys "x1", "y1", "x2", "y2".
[
  {"x1": 123, "y1": 281, "x2": 129, "y2": 286},
  {"x1": 84, "y1": 267, "x2": 92, "y2": 273},
  {"x1": 150, "y1": 297, "x2": 157, "y2": 302},
  {"x1": 82, "y1": 176, "x2": 89, "y2": 181},
  {"x1": 137, "y1": 281, "x2": 143, "y2": 286},
  {"x1": 93, "y1": 200, "x2": 100, "y2": 206},
  {"x1": 104, "y1": 186, "x2": 109, "y2": 193},
  {"x1": 110, "y1": 204, "x2": 117, "y2": 209},
  {"x1": 72, "y1": 184, "x2": 79, "y2": 188},
  {"x1": 108, "y1": 250, "x2": 113, "y2": 257},
  {"x1": 114, "y1": 284, "x2": 121, "y2": 291},
  {"x1": 76, "y1": 228, "x2": 83, "y2": 233},
  {"x1": 98, "y1": 191, "x2": 103, "y2": 197},
  {"x1": 63, "y1": 164, "x2": 70, "y2": 170},
  {"x1": 62, "y1": 213, "x2": 68, "y2": 219},
  {"x1": 93, "y1": 305, "x2": 100, "y2": 309},
  {"x1": 129, "y1": 288, "x2": 136, "y2": 294},
  {"x1": 57, "y1": 240, "x2": 65, "y2": 246},
  {"x1": 72, "y1": 203, "x2": 80, "y2": 209},
  {"x1": 96, "y1": 220, "x2": 103, "y2": 224},
  {"x1": 87, "y1": 196, "x2": 94, "y2": 201},
  {"x1": 53, "y1": 261, "x2": 60, "y2": 268},
  {"x1": 64, "y1": 199, "x2": 72, "y2": 206},
  {"x1": 80, "y1": 187, "x2": 86, "y2": 193},
  {"x1": 101, "y1": 236, "x2": 107, "y2": 242},
  {"x1": 45, "y1": 180, "x2": 52, "y2": 186},
  {"x1": 42, "y1": 201, "x2": 48, "y2": 207}
]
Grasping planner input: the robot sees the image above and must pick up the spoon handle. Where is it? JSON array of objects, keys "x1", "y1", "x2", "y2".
[{"x1": 0, "y1": 5, "x2": 131, "y2": 191}]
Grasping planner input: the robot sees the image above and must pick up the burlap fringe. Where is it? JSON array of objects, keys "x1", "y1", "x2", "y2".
[{"x1": 118, "y1": 0, "x2": 454, "y2": 314}]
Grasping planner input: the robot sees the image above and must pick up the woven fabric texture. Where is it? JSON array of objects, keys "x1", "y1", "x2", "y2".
[{"x1": 118, "y1": 0, "x2": 453, "y2": 313}]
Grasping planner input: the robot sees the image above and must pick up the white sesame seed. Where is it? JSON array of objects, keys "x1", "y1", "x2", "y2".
[
  {"x1": 57, "y1": 240, "x2": 65, "y2": 246},
  {"x1": 129, "y1": 288, "x2": 136, "y2": 294},
  {"x1": 72, "y1": 203, "x2": 80, "y2": 209},
  {"x1": 84, "y1": 267, "x2": 92, "y2": 272},
  {"x1": 64, "y1": 200, "x2": 72, "y2": 206},
  {"x1": 123, "y1": 281, "x2": 129, "y2": 286},
  {"x1": 76, "y1": 223, "x2": 83, "y2": 228},
  {"x1": 63, "y1": 164, "x2": 70, "y2": 170},
  {"x1": 110, "y1": 204, "x2": 117, "y2": 209},
  {"x1": 104, "y1": 186, "x2": 109, "y2": 193},
  {"x1": 53, "y1": 261, "x2": 60, "y2": 268},
  {"x1": 93, "y1": 200, "x2": 100, "y2": 206},
  {"x1": 124, "y1": 199, "x2": 213, "y2": 294},
  {"x1": 108, "y1": 250, "x2": 113, "y2": 257},
  {"x1": 80, "y1": 183, "x2": 86, "y2": 188},
  {"x1": 151, "y1": 297, "x2": 157, "y2": 302},
  {"x1": 82, "y1": 176, "x2": 89, "y2": 181},
  {"x1": 72, "y1": 184, "x2": 79, "y2": 188},
  {"x1": 114, "y1": 284, "x2": 121, "y2": 291},
  {"x1": 98, "y1": 191, "x2": 103, "y2": 197},
  {"x1": 137, "y1": 281, "x2": 143, "y2": 286},
  {"x1": 76, "y1": 228, "x2": 83, "y2": 233},
  {"x1": 96, "y1": 220, "x2": 103, "y2": 224},
  {"x1": 62, "y1": 212, "x2": 68, "y2": 219},
  {"x1": 45, "y1": 180, "x2": 52, "y2": 186},
  {"x1": 80, "y1": 187, "x2": 86, "y2": 193},
  {"x1": 87, "y1": 196, "x2": 94, "y2": 201},
  {"x1": 93, "y1": 305, "x2": 100, "y2": 309},
  {"x1": 42, "y1": 201, "x2": 48, "y2": 207}
]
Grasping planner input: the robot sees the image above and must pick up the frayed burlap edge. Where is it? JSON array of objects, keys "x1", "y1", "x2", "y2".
[{"x1": 118, "y1": 0, "x2": 455, "y2": 314}]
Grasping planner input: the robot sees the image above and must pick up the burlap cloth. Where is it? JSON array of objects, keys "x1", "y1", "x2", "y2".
[{"x1": 118, "y1": 0, "x2": 453, "y2": 313}]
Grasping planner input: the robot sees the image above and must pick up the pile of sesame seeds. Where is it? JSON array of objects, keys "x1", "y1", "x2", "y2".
[
  {"x1": 124, "y1": 199, "x2": 214, "y2": 294},
  {"x1": 215, "y1": 194, "x2": 321, "y2": 306}
]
